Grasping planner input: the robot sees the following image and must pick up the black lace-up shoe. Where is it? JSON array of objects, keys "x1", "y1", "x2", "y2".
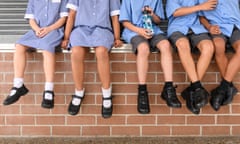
[
  {"x1": 223, "y1": 85, "x2": 238, "y2": 105},
  {"x1": 3, "y1": 84, "x2": 29, "y2": 105},
  {"x1": 192, "y1": 87, "x2": 209, "y2": 109},
  {"x1": 181, "y1": 87, "x2": 200, "y2": 115},
  {"x1": 41, "y1": 91, "x2": 55, "y2": 109},
  {"x1": 161, "y1": 86, "x2": 181, "y2": 108},
  {"x1": 137, "y1": 90, "x2": 150, "y2": 114},
  {"x1": 210, "y1": 86, "x2": 225, "y2": 111}
]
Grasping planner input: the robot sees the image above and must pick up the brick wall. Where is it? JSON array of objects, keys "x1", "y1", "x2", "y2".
[{"x1": 0, "y1": 51, "x2": 240, "y2": 137}]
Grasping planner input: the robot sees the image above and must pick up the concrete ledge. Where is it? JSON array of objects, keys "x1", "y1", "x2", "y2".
[
  {"x1": 0, "y1": 43, "x2": 133, "y2": 53},
  {"x1": 0, "y1": 137, "x2": 239, "y2": 144}
]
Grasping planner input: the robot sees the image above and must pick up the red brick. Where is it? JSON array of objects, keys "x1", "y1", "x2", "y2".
[
  {"x1": 97, "y1": 116, "x2": 125, "y2": 125},
  {"x1": 22, "y1": 126, "x2": 51, "y2": 136},
  {"x1": 232, "y1": 126, "x2": 240, "y2": 135},
  {"x1": 142, "y1": 126, "x2": 170, "y2": 136},
  {"x1": 82, "y1": 126, "x2": 110, "y2": 136},
  {"x1": 218, "y1": 116, "x2": 240, "y2": 124},
  {"x1": 172, "y1": 126, "x2": 200, "y2": 136},
  {"x1": 52, "y1": 126, "x2": 80, "y2": 136},
  {"x1": 0, "y1": 126, "x2": 20, "y2": 135},
  {"x1": 127, "y1": 116, "x2": 156, "y2": 125},
  {"x1": 187, "y1": 116, "x2": 215, "y2": 124},
  {"x1": 67, "y1": 116, "x2": 95, "y2": 125},
  {"x1": 157, "y1": 116, "x2": 185, "y2": 125},
  {"x1": 6, "y1": 116, "x2": 35, "y2": 125},
  {"x1": 202, "y1": 126, "x2": 230, "y2": 135},
  {"x1": 36, "y1": 116, "x2": 65, "y2": 125},
  {"x1": 112, "y1": 126, "x2": 140, "y2": 136}
]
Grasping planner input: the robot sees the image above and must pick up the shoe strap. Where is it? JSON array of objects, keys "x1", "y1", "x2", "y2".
[
  {"x1": 11, "y1": 87, "x2": 19, "y2": 90},
  {"x1": 72, "y1": 95, "x2": 84, "y2": 100},
  {"x1": 102, "y1": 96, "x2": 113, "y2": 100},
  {"x1": 44, "y1": 90, "x2": 54, "y2": 95}
]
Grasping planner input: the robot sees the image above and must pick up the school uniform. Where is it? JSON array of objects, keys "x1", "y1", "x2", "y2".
[
  {"x1": 199, "y1": 0, "x2": 240, "y2": 37},
  {"x1": 166, "y1": 0, "x2": 208, "y2": 37},
  {"x1": 119, "y1": 0, "x2": 165, "y2": 43},
  {"x1": 66, "y1": 0, "x2": 120, "y2": 50},
  {"x1": 16, "y1": 0, "x2": 68, "y2": 53}
]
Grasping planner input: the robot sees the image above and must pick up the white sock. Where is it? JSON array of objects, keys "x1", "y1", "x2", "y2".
[
  {"x1": 13, "y1": 78, "x2": 23, "y2": 88},
  {"x1": 44, "y1": 82, "x2": 54, "y2": 100},
  {"x1": 102, "y1": 87, "x2": 112, "y2": 108},
  {"x1": 10, "y1": 78, "x2": 24, "y2": 96},
  {"x1": 72, "y1": 89, "x2": 84, "y2": 106}
]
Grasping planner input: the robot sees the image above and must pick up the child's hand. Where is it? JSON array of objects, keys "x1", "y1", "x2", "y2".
[
  {"x1": 61, "y1": 39, "x2": 69, "y2": 49},
  {"x1": 114, "y1": 39, "x2": 123, "y2": 48},
  {"x1": 199, "y1": 0, "x2": 218, "y2": 11},
  {"x1": 36, "y1": 27, "x2": 51, "y2": 38},
  {"x1": 142, "y1": 6, "x2": 154, "y2": 16},
  {"x1": 138, "y1": 27, "x2": 153, "y2": 39},
  {"x1": 209, "y1": 25, "x2": 221, "y2": 35}
]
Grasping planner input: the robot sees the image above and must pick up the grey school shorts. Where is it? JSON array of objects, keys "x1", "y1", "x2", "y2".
[
  {"x1": 130, "y1": 34, "x2": 168, "y2": 54},
  {"x1": 212, "y1": 26, "x2": 240, "y2": 45},
  {"x1": 169, "y1": 31, "x2": 211, "y2": 50}
]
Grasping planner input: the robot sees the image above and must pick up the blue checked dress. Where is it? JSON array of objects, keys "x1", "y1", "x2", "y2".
[{"x1": 16, "y1": 0, "x2": 68, "y2": 53}]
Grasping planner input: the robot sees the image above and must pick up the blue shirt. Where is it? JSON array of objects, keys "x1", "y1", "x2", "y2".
[
  {"x1": 119, "y1": 0, "x2": 165, "y2": 43},
  {"x1": 24, "y1": 0, "x2": 68, "y2": 27},
  {"x1": 166, "y1": 0, "x2": 208, "y2": 37},
  {"x1": 199, "y1": 0, "x2": 240, "y2": 37},
  {"x1": 66, "y1": 0, "x2": 120, "y2": 31}
]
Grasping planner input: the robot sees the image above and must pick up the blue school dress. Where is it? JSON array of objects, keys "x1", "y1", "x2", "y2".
[
  {"x1": 166, "y1": 0, "x2": 208, "y2": 37},
  {"x1": 16, "y1": 0, "x2": 68, "y2": 53},
  {"x1": 199, "y1": 0, "x2": 240, "y2": 37},
  {"x1": 119, "y1": 0, "x2": 165, "y2": 43},
  {"x1": 66, "y1": 0, "x2": 120, "y2": 50}
]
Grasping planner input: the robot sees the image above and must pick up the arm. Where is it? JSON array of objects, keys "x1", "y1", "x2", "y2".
[
  {"x1": 122, "y1": 20, "x2": 152, "y2": 39},
  {"x1": 144, "y1": 6, "x2": 161, "y2": 24},
  {"x1": 173, "y1": 0, "x2": 217, "y2": 17},
  {"x1": 111, "y1": 15, "x2": 123, "y2": 47},
  {"x1": 29, "y1": 19, "x2": 41, "y2": 36},
  {"x1": 199, "y1": 16, "x2": 221, "y2": 35},
  {"x1": 37, "y1": 17, "x2": 67, "y2": 38},
  {"x1": 61, "y1": 9, "x2": 76, "y2": 49}
]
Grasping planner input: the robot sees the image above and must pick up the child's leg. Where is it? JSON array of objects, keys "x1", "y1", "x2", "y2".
[
  {"x1": 156, "y1": 39, "x2": 173, "y2": 82},
  {"x1": 196, "y1": 39, "x2": 214, "y2": 80},
  {"x1": 71, "y1": 46, "x2": 86, "y2": 91},
  {"x1": 68, "y1": 46, "x2": 86, "y2": 115},
  {"x1": 175, "y1": 37, "x2": 198, "y2": 82},
  {"x1": 14, "y1": 44, "x2": 28, "y2": 83},
  {"x1": 95, "y1": 46, "x2": 111, "y2": 89},
  {"x1": 136, "y1": 42, "x2": 150, "y2": 84},
  {"x1": 3, "y1": 44, "x2": 29, "y2": 105},
  {"x1": 41, "y1": 50, "x2": 55, "y2": 109},
  {"x1": 156, "y1": 39, "x2": 181, "y2": 108},
  {"x1": 224, "y1": 40, "x2": 240, "y2": 81},
  {"x1": 95, "y1": 46, "x2": 112, "y2": 118},
  {"x1": 213, "y1": 37, "x2": 228, "y2": 77}
]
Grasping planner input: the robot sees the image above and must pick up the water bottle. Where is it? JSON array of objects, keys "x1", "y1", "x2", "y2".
[{"x1": 142, "y1": 5, "x2": 154, "y2": 35}]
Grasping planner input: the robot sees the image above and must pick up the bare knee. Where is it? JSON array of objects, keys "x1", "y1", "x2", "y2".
[{"x1": 137, "y1": 42, "x2": 150, "y2": 57}]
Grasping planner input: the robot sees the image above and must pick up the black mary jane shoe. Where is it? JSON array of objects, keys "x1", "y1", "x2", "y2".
[
  {"x1": 3, "y1": 84, "x2": 29, "y2": 105},
  {"x1": 102, "y1": 97, "x2": 113, "y2": 118},
  {"x1": 41, "y1": 91, "x2": 55, "y2": 109},
  {"x1": 161, "y1": 86, "x2": 181, "y2": 108},
  {"x1": 68, "y1": 95, "x2": 84, "y2": 116}
]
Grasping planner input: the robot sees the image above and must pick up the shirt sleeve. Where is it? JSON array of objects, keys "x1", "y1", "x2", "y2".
[
  {"x1": 66, "y1": 0, "x2": 78, "y2": 11},
  {"x1": 166, "y1": 0, "x2": 182, "y2": 18},
  {"x1": 119, "y1": 0, "x2": 131, "y2": 22},
  {"x1": 60, "y1": 0, "x2": 69, "y2": 17},
  {"x1": 154, "y1": 0, "x2": 165, "y2": 19},
  {"x1": 24, "y1": 0, "x2": 34, "y2": 19},
  {"x1": 110, "y1": 0, "x2": 120, "y2": 16}
]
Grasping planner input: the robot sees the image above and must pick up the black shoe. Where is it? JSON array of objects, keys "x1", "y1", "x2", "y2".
[
  {"x1": 192, "y1": 87, "x2": 209, "y2": 109},
  {"x1": 161, "y1": 86, "x2": 181, "y2": 108},
  {"x1": 68, "y1": 95, "x2": 84, "y2": 115},
  {"x1": 137, "y1": 90, "x2": 150, "y2": 114},
  {"x1": 210, "y1": 86, "x2": 225, "y2": 111},
  {"x1": 102, "y1": 96, "x2": 113, "y2": 118},
  {"x1": 181, "y1": 87, "x2": 200, "y2": 115},
  {"x1": 222, "y1": 84, "x2": 238, "y2": 105},
  {"x1": 41, "y1": 91, "x2": 54, "y2": 109},
  {"x1": 3, "y1": 84, "x2": 29, "y2": 105}
]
